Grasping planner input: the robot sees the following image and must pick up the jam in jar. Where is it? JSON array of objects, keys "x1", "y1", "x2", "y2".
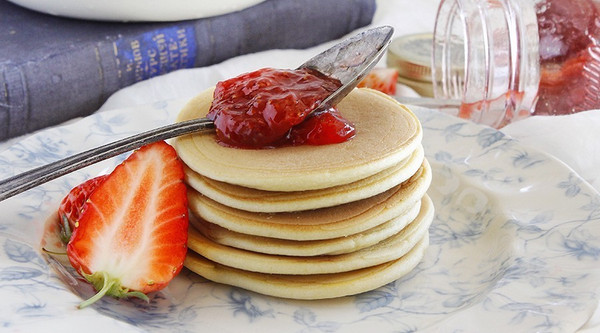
[
  {"x1": 207, "y1": 67, "x2": 355, "y2": 148},
  {"x1": 433, "y1": 0, "x2": 600, "y2": 127}
]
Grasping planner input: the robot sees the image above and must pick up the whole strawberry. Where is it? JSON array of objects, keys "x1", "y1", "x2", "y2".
[{"x1": 66, "y1": 141, "x2": 189, "y2": 308}]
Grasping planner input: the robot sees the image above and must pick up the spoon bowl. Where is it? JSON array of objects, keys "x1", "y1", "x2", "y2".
[{"x1": 300, "y1": 25, "x2": 394, "y2": 111}]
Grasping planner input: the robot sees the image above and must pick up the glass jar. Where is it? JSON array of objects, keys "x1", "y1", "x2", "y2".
[{"x1": 432, "y1": 0, "x2": 600, "y2": 128}]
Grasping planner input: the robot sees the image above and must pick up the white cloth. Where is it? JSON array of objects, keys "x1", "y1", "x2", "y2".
[{"x1": 501, "y1": 111, "x2": 600, "y2": 191}]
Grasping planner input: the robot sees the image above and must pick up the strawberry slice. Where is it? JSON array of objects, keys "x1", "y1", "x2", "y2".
[
  {"x1": 357, "y1": 67, "x2": 399, "y2": 95},
  {"x1": 57, "y1": 175, "x2": 108, "y2": 244},
  {"x1": 66, "y1": 141, "x2": 189, "y2": 308}
]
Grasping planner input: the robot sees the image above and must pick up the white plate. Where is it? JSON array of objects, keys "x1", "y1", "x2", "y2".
[
  {"x1": 7, "y1": 0, "x2": 264, "y2": 21},
  {"x1": 1, "y1": 100, "x2": 599, "y2": 332}
]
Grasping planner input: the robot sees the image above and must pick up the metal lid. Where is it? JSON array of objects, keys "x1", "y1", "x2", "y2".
[{"x1": 386, "y1": 33, "x2": 435, "y2": 83}]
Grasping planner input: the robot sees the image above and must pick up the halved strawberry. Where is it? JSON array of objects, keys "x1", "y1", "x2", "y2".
[
  {"x1": 357, "y1": 67, "x2": 399, "y2": 95},
  {"x1": 66, "y1": 141, "x2": 189, "y2": 308},
  {"x1": 57, "y1": 175, "x2": 108, "y2": 244}
]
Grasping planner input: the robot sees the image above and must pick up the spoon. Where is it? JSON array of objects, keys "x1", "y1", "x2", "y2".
[{"x1": 0, "y1": 26, "x2": 394, "y2": 202}]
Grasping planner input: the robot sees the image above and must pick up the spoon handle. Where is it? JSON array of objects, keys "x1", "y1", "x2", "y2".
[{"x1": 0, "y1": 117, "x2": 214, "y2": 202}]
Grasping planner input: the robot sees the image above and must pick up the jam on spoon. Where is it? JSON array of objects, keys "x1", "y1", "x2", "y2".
[{"x1": 206, "y1": 67, "x2": 356, "y2": 149}]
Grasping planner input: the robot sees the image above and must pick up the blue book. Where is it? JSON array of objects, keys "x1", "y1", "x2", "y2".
[{"x1": 0, "y1": 0, "x2": 376, "y2": 140}]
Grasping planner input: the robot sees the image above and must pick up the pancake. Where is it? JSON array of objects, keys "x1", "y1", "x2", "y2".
[
  {"x1": 186, "y1": 194, "x2": 433, "y2": 275},
  {"x1": 174, "y1": 87, "x2": 422, "y2": 192},
  {"x1": 184, "y1": 233, "x2": 429, "y2": 300},
  {"x1": 189, "y1": 198, "x2": 422, "y2": 256},
  {"x1": 188, "y1": 160, "x2": 431, "y2": 240},
  {"x1": 184, "y1": 146, "x2": 424, "y2": 213}
]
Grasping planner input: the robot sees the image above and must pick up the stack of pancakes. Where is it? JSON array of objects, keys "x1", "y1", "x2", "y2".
[{"x1": 173, "y1": 87, "x2": 433, "y2": 300}]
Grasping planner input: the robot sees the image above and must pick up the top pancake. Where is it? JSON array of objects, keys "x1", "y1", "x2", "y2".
[{"x1": 174, "y1": 87, "x2": 422, "y2": 192}]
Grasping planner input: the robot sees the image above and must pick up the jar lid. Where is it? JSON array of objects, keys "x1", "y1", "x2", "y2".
[{"x1": 386, "y1": 33, "x2": 435, "y2": 83}]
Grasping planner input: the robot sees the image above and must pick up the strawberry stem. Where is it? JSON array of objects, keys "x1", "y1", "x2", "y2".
[
  {"x1": 59, "y1": 214, "x2": 72, "y2": 244},
  {"x1": 78, "y1": 271, "x2": 114, "y2": 309},
  {"x1": 125, "y1": 290, "x2": 150, "y2": 301},
  {"x1": 41, "y1": 247, "x2": 67, "y2": 256},
  {"x1": 78, "y1": 271, "x2": 150, "y2": 309}
]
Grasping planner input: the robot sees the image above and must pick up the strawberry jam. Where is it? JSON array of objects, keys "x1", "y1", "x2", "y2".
[
  {"x1": 206, "y1": 67, "x2": 355, "y2": 149},
  {"x1": 534, "y1": 0, "x2": 600, "y2": 115}
]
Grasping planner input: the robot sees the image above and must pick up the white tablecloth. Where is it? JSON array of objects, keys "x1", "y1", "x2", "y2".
[{"x1": 3, "y1": 0, "x2": 599, "y2": 330}]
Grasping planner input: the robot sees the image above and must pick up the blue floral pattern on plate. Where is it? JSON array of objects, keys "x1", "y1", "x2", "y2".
[{"x1": 0, "y1": 101, "x2": 598, "y2": 332}]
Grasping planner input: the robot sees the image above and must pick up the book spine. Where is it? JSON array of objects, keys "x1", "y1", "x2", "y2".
[
  {"x1": 0, "y1": 64, "x2": 28, "y2": 139},
  {"x1": 113, "y1": 25, "x2": 197, "y2": 84},
  {"x1": 0, "y1": 24, "x2": 199, "y2": 141},
  {"x1": 0, "y1": 0, "x2": 376, "y2": 141}
]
